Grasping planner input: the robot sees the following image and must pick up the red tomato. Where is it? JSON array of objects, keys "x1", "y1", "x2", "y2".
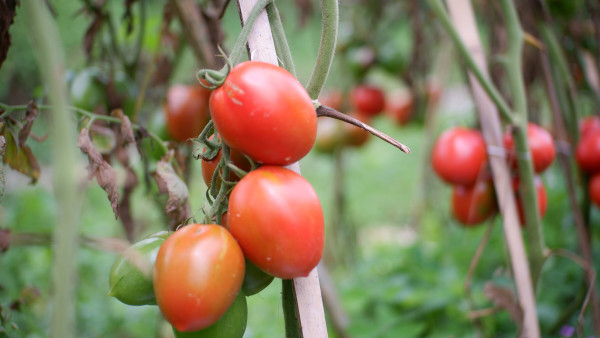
[
  {"x1": 384, "y1": 88, "x2": 414, "y2": 126},
  {"x1": 165, "y1": 85, "x2": 211, "y2": 142},
  {"x1": 576, "y1": 130, "x2": 600, "y2": 173},
  {"x1": 349, "y1": 85, "x2": 385, "y2": 116},
  {"x1": 452, "y1": 178, "x2": 497, "y2": 226},
  {"x1": 209, "y1": 61, "x2": 317, "y2": 165},
  {"x1": 514, "y1": 176, "x2": 548, "y2": 226},
  {"x1": 201, "y1": 137, "x2": 252, "y2": 188},
  {"x1": 227, "y1": 166, "x2": 324, "y2": 279},
  {"x1": 153, "y1": 224, "x2": 245, "y2": 332},
  {"x1": 318, "y1": 88, "x2": 344, "y2": 111},
  {"x1": 342, "y1": 111, "x2": 371, "y2": 148},
  {"x1": 590, "y1": 173, "x2": 600, "y2": 208},
  {"x1": 579, "y1": 116, "x2": 600, "y2": 139},
  {"x1": 431, "y1": 127, "x2": 487, "y2": 187},
  {"x1": 503, "y1": 123, "x2": 556, "y2": 173}
]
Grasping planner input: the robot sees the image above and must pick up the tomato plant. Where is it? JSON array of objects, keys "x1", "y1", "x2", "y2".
[
  {"x1": 503, "y1": 122, "x2": 555, "y2": 173},
  {"x1": 431, "y1": 127, "x2": 487, "y2": 187},
  {"x1": 201, "y1": 137, "x2": 252, "y2": 188},
  {"x1": 69, "y1": 67, "x2": 107, "y2": 112},
  {"x1": 349, "y1": 84, "x2": 385, "y2": 116},
  {"x1": 109, "y1": 231, "x2": 168, "y2": 306},
  {"x1": 590, "y1": 173, "x2": 600, "y2": 208},
  {"x1": 164, "y1": 84, "x2": 211, "y2": 143},
  {"x1": 384, "y1": 88, "x2": 413, "y2": 126},
  {"x1": 172, "y1": 293, "x2": 247, "y2": 338},
  {"x1": 579, "y1": 115, "x2": 600, "y2": 139},
  {"x1": 209, "y1": 61, "x2": 317, "y2": 165},
  {"x1": 227, "y1": 166, "x2": 324, "y2": 279},
  {"x1": 242, "y1": 260, "x2": 274, "y2": 296},
  {"x1": 451, "y1": 177, "x2": 497, "y2": 226},
  {"x1": 153, "y1": 224, "x2": 245, "y2": 332},
  {"x1": 514, "y1": 176, "x2": 548, "y2": 226},
  {"x1": 576, "y1": 130, "x2": 600, "y2": 174}
]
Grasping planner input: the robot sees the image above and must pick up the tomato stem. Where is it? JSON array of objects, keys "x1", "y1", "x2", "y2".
[
  {"x1": 316, "y1": 104, "x2": 411, "y2": 154},
  {"x1": 267, "y1": 3, "x2": 296, "y2": 75}
]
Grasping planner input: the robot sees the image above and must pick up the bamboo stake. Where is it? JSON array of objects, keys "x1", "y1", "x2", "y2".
[
  {"x1": 235, "y1": 1, "x2": 328, "y2": 337},
  {"x1": 443, "y1": 1, "x2": 540, "y2": 336}
]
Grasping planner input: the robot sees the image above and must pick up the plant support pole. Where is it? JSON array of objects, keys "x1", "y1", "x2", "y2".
[
  {"x1": 440, "y1": 0, "x2": 541, "y2": 336},
  {"x1": 236, "y1": 1, "x2": 328, "y2": 337},
  {"x1": 23, "y1": 2, "x2": 81, "y2": 338}
]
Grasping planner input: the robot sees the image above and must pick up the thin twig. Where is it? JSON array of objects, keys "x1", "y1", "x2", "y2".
[{"x1": 316, "y1": 105, "x2": 410, "y2": 154}]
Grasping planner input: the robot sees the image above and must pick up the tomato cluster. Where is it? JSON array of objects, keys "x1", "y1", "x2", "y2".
[
  {"x1": 108, "y1": 61, "x2": 326, "y2": 336},
  {"x1": 575, "y1": 116, "x2": 600, "y2": 207},
  {"x1": 431, "y1": 122, "x2": 555, "y2": 227}
]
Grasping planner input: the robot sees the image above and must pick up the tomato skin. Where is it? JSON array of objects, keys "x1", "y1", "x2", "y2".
[
  {"x1": 590, "y1": 173, "x2": 600, "y2": 208},
  {"x1": 165, "y1": 85, "x2": 211, "y2": 143},
  {"x1": 452, "y1": 178, "x2": 497, "y2": 226},
  {"x1": 384, "y1": 88, "x2": 414, "y2": 126},
  {"x1": 576, "y1": 130, "x2": 600, "y2": 174},
  {"x1": 349, "y1": 85, "x2": 385, "y2": 116},
  {"x1": 172, "y1": 293, "x2": 247, "y2": 338},
  {"x1": 579, "y1": 116, "x2": 600, "y2": 139},
  {"x1": 209, "y1": 61, "x2": 317, "y2": 165},
  {"x1": 227, "y1": 166, "x2": 325, "y2": 279},
  {"x1": 109, "y1": 231, "x2": 168, "y2": 306},
  {"x1": 514, "y1": 176, "x2": 548, "y2": 226},
  {"x1": 503, "y1": 123, "x2": 556, "y2": 173},
  {"x1": 431, "y1": 127, "x2": 487, "y2": 187},
  {"x1": 153, "y1": 224, "x2": 245, "y2": 332}
]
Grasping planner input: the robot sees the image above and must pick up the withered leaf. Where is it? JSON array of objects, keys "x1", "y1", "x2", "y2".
[
  {"x1": 78, "y1": 128, "x2": 120, "y2": 219},
  {"x1": 83, "y1": 11, "x2": 105, "y2": 57},
  {"x1": 111, "y1": 109, "x2": 135, "y2": 146},
  {"x1": 152, "y1": 150, "x2": 190, "y2": 230},
  {"x1": 118, "y1": 166, "x2": 138, "y2": 242},
  {"x1": 2, "y1": 128, "x2": 40, "y2": 183},
  {"x1": 484, "y1": 282, "x2": 523, "y2": 331},
  {"x1": 17, "y1": 101, "x2": 39, "y2": 148},
  {"x1": 0, "y1": 0, "x2": 18, "y2": 70}
]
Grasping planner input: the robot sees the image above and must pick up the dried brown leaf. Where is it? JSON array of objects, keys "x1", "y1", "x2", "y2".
[
  {"x1": 2, "y1": 128, "x2": 40, "y2": 183},
  {"x1": 484, "y1": 282, "x2": 523, "y2": 331},
  {"x1": 118, "y1": 166, "x2": 138, "y2": 241},
  {"x1": 0, "y1": 0, "x2": 18, "y2": 70},
  {"x1": 78, "y1": 128, "x2": 120, "y2": 219},
  {"x1": 152, "y1": 150, "x2": 190, "y2": 229},
  {"x1": 111, "y1": 109, "x2": 135, "y2": 146},
  {"x1": 83, "y1": 13, "x2": 105, "y2": 57},
  {"x1": 17, "y1": 101, "x2": 39, "y2": 147}
]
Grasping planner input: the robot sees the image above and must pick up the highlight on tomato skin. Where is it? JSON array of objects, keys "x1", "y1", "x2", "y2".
[
  {"x1": 227, "y1": 166, "x2": 325, "y2": 279},
  {"x1": 209, "y1": 61, "x2": 317, "y2": 166},
  {"x1": 153, "y1": 224, "x2": 245, "y2": 332}
]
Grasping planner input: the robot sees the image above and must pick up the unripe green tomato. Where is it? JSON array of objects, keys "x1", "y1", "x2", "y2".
[
  {"x1": 109, "y1": 231, "x2": 169, "y2": 306},
  {"x1": 70, "y1": 68, "x2": 107, "y2": 112},
  {"x1": 242, "y1": 260, "x2": 274, "y2": 296},
  {"x1": 172, "y1": 293, "x2": 247, "y2": 338}
]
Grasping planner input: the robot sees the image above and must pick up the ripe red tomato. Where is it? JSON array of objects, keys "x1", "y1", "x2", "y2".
[
  {"x1": 452, "y1": 177, "x2": 497, "y2": 226},
  {"x1": 576, "y1": 130, "x2": 600, "y2": 173},
  {"x1": 209, "y1": 61, "x2": 317, "y2": 165},
  {"x1": 349, "y1": 85, "x2": 385, "y2": 116},
  {"x1": 318, "y1": 88, "x2": 344, "y2": 111},
  {"x1": 227, "y1": 166, "x2": 324, "y2": 279},
  {"x1": 342, "y1": 111, "x2": 371, "y2": 148},
  {"x1": 590, "y1": 173, "x2": 600, "y2": 208},
  {"x1": 503, "y1": 123, "x2": 556, "y2": 173},
  {"x1": 384, "y1": 88, "x2": 414, "y2": 126},
  {"x1": 431, "y1": 127, "x2": 487, "y2": 187},
  {"x1": 514, "y1": 176, "x2": 548, "y2": 226},
  {"x1": 165, "y1": 85, "x2": 211, "y2": 142},
  {"x1": 153, "y1": 224, "x2": 245, "y2": 332},
  {"x1": 201, "y1": 137, "x2": 252, "y2": 188},
  {"x1": 579, "y1": 116, "x2": 600, "y2": 139}
]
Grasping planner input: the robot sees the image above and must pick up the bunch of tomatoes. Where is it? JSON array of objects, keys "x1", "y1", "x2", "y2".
[
  {"x1": 109, "y1": 61, "x2": 326, "y2": 336},
  {"x1": 576, "y1": 116, "x2": 600, "y2": 207},
  {"x1": 431, "y1": 122, "x2": 556, "y2": 227}
]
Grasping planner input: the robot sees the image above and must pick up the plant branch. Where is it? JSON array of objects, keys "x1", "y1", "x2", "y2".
[
  {"x1": 305, "y1": 0, "x2": 338, "y2": 99},
  {"x1": 316, "y1": 105, "x2": 410, "y2": 153}
]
